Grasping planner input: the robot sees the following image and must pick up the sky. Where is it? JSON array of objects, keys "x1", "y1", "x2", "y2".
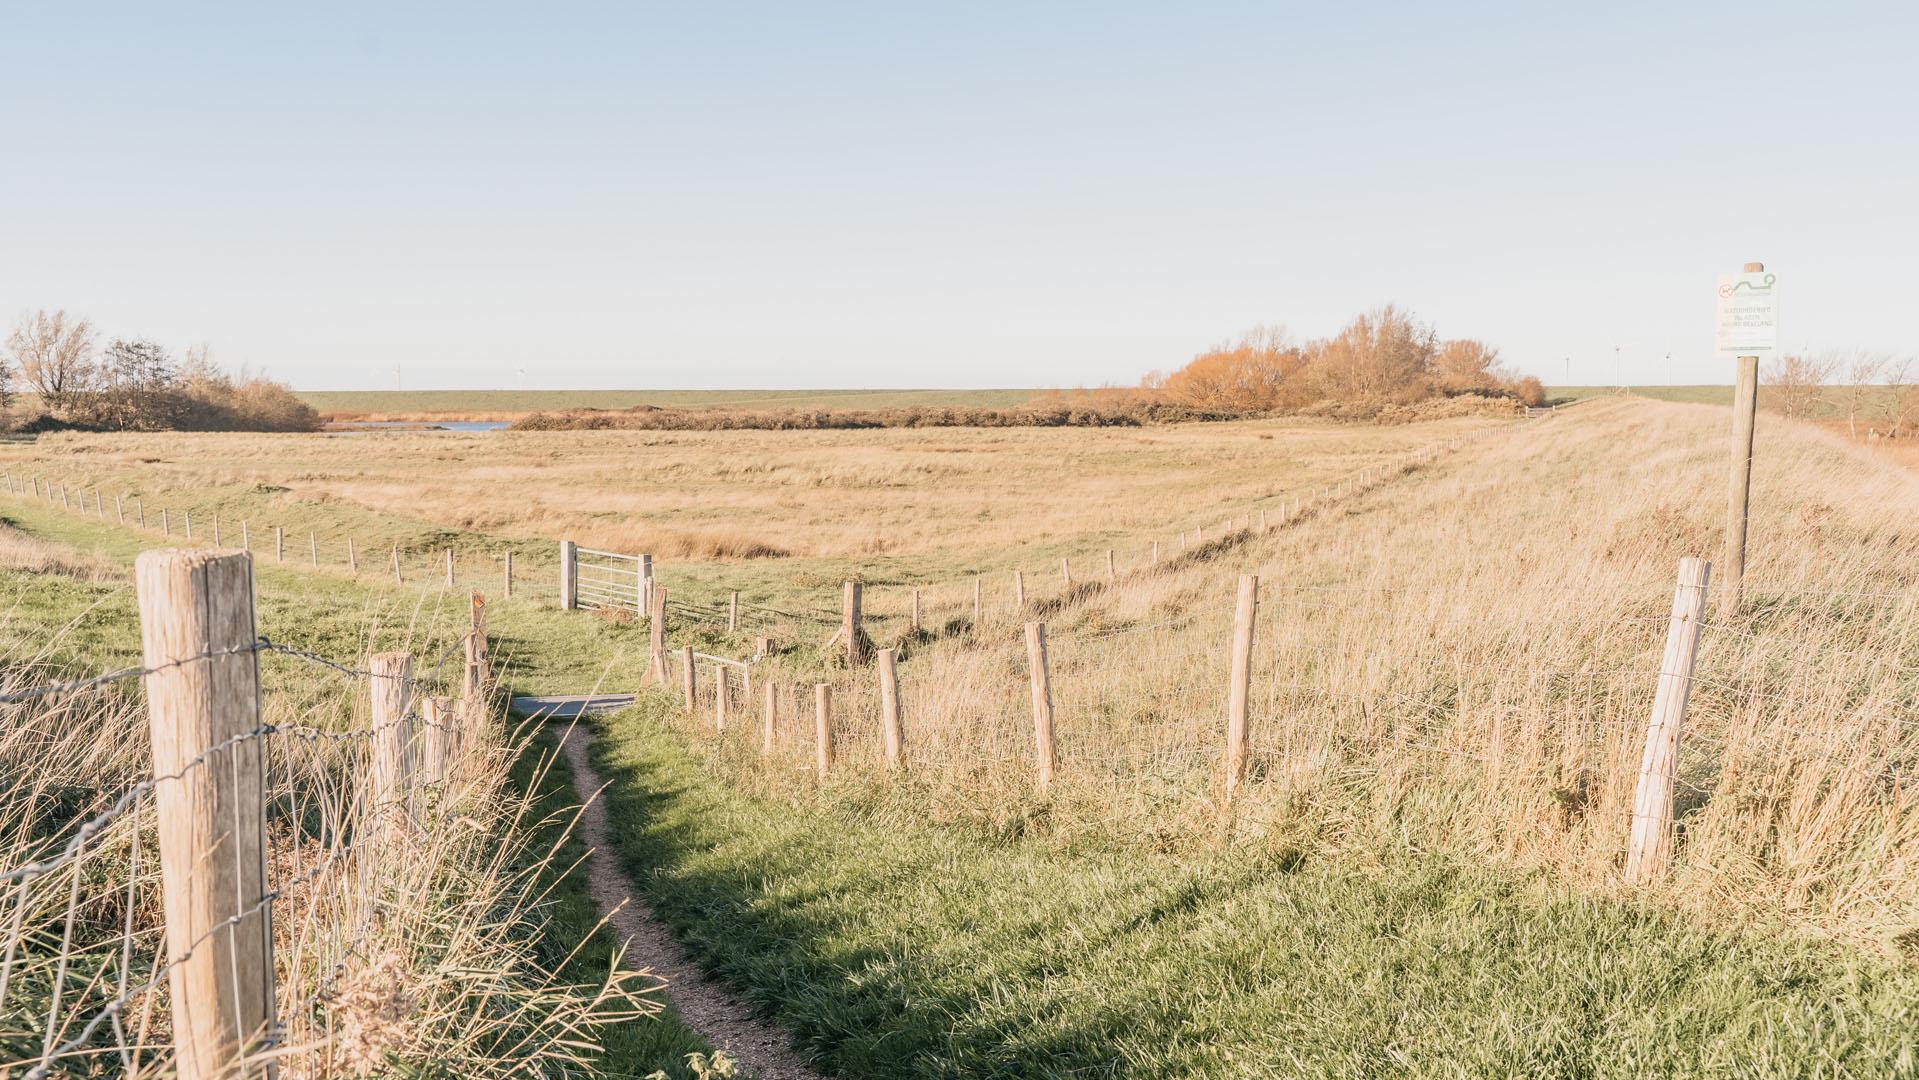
[{"x1": 2, "y1": 2, "x2": 1914, "y2": 390}]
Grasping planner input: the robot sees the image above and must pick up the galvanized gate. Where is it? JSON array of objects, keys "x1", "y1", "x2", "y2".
[{"x1": 559, "y1": 540, "x2": 652, "y2": 615}]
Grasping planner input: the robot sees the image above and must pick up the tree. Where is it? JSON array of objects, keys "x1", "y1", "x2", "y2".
[
  {"x1": 1431, "y1": 339, "x2": 1505, "y2": 394},
  {"x1": 1763, "y1": 352, "x2": 1833, "y2": 419},
  {"x1": 5, "y1": 310, "x2": 97, "y2": 413},
  {"x1": 1840, "y1": 349, "x2": 1886, "y2": 439},
  {"x1": 1157, "y1": 325, "x2": 1305, "y2": 410},
  {"x1": 75, "y1": 338, "x2": 191, "y2": 430},
  {"x1": 1308, "y1": 305, "x2": 1437, "y2": 403}
]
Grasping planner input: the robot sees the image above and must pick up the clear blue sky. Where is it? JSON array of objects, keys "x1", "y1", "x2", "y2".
[{"x1": 3, "y1": 3, "x2": 1912, "y2": 390}]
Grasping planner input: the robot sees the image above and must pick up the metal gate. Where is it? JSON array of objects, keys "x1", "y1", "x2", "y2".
[{"x1": 560, "y1": 541, "x2": 652, "y2": 615}]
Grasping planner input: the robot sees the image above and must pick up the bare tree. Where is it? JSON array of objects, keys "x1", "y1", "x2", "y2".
[
  {"x1": 1763, "y1": 351, "x2": 1833, "y2": 420},
  {"x1": 5, "y1": 310, "x2": 97, "y2": 414},
  {"x1": 1841, "y1": 349, "x2": 1887, "y2": 439}
]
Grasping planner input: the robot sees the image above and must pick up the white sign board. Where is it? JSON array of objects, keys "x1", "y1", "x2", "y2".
[{"x1": 1715, "y1": 271, "x2": 1778, "y2": 357}]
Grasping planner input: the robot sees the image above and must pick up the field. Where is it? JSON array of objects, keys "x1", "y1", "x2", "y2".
[
  {"x1": 296, "y1": 387, "x2": 1041, "y2": 420},
  {"x1": 4, "y1": 396, "x2": 1919, "y2": 1075}
]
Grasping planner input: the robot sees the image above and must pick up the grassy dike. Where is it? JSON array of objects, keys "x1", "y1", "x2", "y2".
[
  {"x1": 0, "y1": 503, "x2": 717, "y2": 1079},
  {"x1": 587, "y1": 697, "x2": 1919, "y2": 1078}
]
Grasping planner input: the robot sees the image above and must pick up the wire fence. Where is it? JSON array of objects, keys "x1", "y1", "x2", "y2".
[{"x1": 0, "y1": 548, "x2": 647, "y2": 1078}]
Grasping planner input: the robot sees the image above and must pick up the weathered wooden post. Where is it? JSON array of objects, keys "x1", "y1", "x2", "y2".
[
  {"x1": 464, "y1": 590, "x2": 489, "y2": 704},
  {"x1": 136, "y1": 498, "x2": 145, "y2": 527},
  {"x1": 639, "y1": 553, "x2": 655, "y2": 613},
  {"x1": 212, "y1": 517, "x2": 221, "y2": 545},
  {"x1": 115, "y1": 493, "x2": 124, "y2": 523},
  {"x1": 1722, "y1": 261, "x2": 1768, "y2": 620},
  {"x1": 681, "y1": 646, "x2": 697, "y2": 711},
  {"x1": 842, "y1": 580, "x2": 866, "y2": 665},
  {"x1": 503, "y1": 550, "x2": 514, "y2": 599},
  {"x1": 878, "y1": 647, "x2": 904, "y2": 769},
  {"x1": 560, "y1": 540, "x2": 578, "y2": 610},
  {"x1": 1106, "y1": 549, "x2": 1116, "y2": 583},
  {"x1": 1024, "y1": 622, "x2": 1057, "y2": 791},
  {"x1": 1151, "y1": 539, "x2": 1159, "y2": 564},
  {"x1": 420, "y1": 696, "x2": 454, "y2": 787},
  {"x1": 729, "y1": 590, "x2": 740, "y2": 632},
  {"x1": 135, "y1": 549, "x2": 276, "y2": 1078},
  {"x1": 1224, "y1": 574, "x2": 1258, "y2": 801},
  {"x1": 754, "y1": 634, "x2": 772, "y2": 658},
  {"x1": 161, "y1": 507, "x2": 171, "y2": 536},
  {"x1": 762, "y1": 680, "x2": 777, "y2": 753},
  {"x1": 274, "y1": 526, "x2": 283, "y2": 563},
  {"x1": 713, "y1": 664, "x2": 729, "y2": 730},
  {"x1": 344, "y1": 537, "x2": 354, "y2": 573},
  {"x1": 390, "y1": 543, "x2": 403, "y2": 584},
  {"x1": 646, "y1": 587, "x2": 669, "y2": 684},
  {"x1": 1061, "y1": 557, "x2": 1071, "y2": 588},
  {"x1": 814, "y1": 683, "x2": 834, "y2": 778},
  {"x1": 1013, "y1": 570, "x2": 1026, "y2": 609},
  {"x1": 240, "y1": 519, "x2": 248, "y2": 551},
  {"x1": 909, "y1": 588, "x2": 922, "y2": 635},
  {"x1": 972, "y1": 575, "x2": 983, "y2": 630},
  {"x1": 1625, "y1": 557, "x2": 1711, "y2": 884},
  {"x1": 445, "y1": 548, "x2": 455, "y2": 587},
  {"x1": 368, "y1": 652, "x2": 415, "y2": 824},
  {"x1": 183, "y1": 509, "x2": 191, "y2": 538}
]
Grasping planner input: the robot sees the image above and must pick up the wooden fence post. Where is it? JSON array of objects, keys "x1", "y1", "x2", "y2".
[
  {"x1": 639, "y1": 553, "x2": 654, "y2": 613},
  {"x1": 842, "y1": 580, "x2": 865, "y2": 665},
  {"x1": 183, "y1": 509, "x2": 191, "y2": 538},
  {"x1": 646, "y1": 587, "x2": 669, "y2": 684},
  {"x1": 420, "y1": 696, "x2": 453, "y2": 787},
  {"x1": 713, "y1": 664, "x2": 729, "y2": 730},
  {"x1": 137, "y1": 498, "x2": 145, "y2": 527},
  {"x1": 368, "y1": 651, "x2": 415, "y2": 825},
  {"x1": 754, "y1": 634, "x2": 772, "y2": 658},
  {"x1": 729, "y1": 590, "x2": 740, "y2": 632},
  {"x1": 445, "y1": 548, "x2": 455, "y2": 587},
  {"x1": 1723, "y1": 262, "x2": 1764, "y2": 620},
  {"x1": 878, "y1": 647, "x2": 904, "y2": 769},
  {"x1": 134, "y1": 549, "x2": 276, "y2": 1077},
  {"x1": 1106, "y1": 549, "x2": 1116, "y2": 583},
  {"x1": 465, "y1": 591, "x2": 489, "y2": 718},
  {"x1": 274, "y1": 526, "x2": 283, "y2": 563},
  {"x1": 560, "y1": 540, "x2": 578, "y2": 610},
  {"x1": 115, "y1": 493, "x2": 123, "y2": 523},
  {"x1": 1013, "y1": 570, "x2": 1025, "y2": 609},
  {"x1": 240, "y1": 520, "x2": 248, "y2": 551},
  {"x1": 909, "y1": 588, "x2": 922, "y2": 635},
  {"x1": 343, "y1": 536, "x2": 353, "y2": 573},
  {"x1": 1625, "y1": 557, "x2": 1711, "y2": 885},
  {"x1": 161, "y1": 507, "x2": 170, "y2": 536},
  {"x1": 814, "y1": 683, "x2": 833, "y2": 778},
  {"x1": 390, "y1": 543, "x2": 403, "y2": 584},
  {"x1": 762, "y1": 680, "x2": 777, "y2": 753},
  {"x1": 213, "y1": 517, "x2": 221, "y2": 546},
  {"x1": 503, "y1": 550, "x2": 514, "y2": 599},
  {"x1": 1024, "y1": 622, "x2": 1057, "y2": 791},
  {"x1": 681, "y1": 646, "x2": 697, "y2": 711},
  {"x1": 1224, "y1": 574, "x2": 1258, "y2": 801},
  {"x1": 1151, "y1": 539, "x2": 1159, "y2": 564},
  {"x1": 1061, "y1": 557, "x2": 1071, "y2": 588},
  {"x1": 972, "y1": 575, "x2": 983, "y2": 630}
]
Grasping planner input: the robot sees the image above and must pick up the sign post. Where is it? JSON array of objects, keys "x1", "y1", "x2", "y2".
[{"x1": 1715, "y1": 262, "x2": 1775, "y2": 618}]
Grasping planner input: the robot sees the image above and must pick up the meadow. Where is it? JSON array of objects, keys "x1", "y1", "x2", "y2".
[
  {"x1": 2, "y1": 393, "x2": 1917, "y2": 1075},
  {"x1": 297, "y1": 387, "x2": 1040, "y2": 420}
]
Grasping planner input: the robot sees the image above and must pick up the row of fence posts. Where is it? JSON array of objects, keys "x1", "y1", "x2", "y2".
[
  {"x1": 4, "y1": 472, "x2": 521, "y2": 598},
  {"x1": 131, "y1": 549, "x2": 492, "y2": 1078},
  {"x1": 667, "y1": 557, "x2": 1711, "y2": 885}
]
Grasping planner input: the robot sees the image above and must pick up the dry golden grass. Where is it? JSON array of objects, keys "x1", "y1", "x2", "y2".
[
  {"x1": 0, "y1": 415, "x2": 1502, "y2": 567},
  {"x1": 677, "y1": 398, "x2": 1919, "y2": 948}
]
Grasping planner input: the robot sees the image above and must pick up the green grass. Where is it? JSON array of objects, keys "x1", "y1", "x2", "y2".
[
  {"x1": 587, "y1": 699, "x2": 1919, "y2": 1079},
  {"x1": 297, "y1": 388, "x2": 1042, "y2": 416},
  {"x1": 1549, "y1": 383, "x2": 1910, "y2": 422}
]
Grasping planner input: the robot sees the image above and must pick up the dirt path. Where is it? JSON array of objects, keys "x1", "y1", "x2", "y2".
[{"x1": 551, "y1": 721, "x2": 826, "y2": 1080}]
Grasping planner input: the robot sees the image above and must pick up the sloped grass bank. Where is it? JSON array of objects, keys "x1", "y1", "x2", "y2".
[{"x1": 592, "y1": 700, "x2": 1919, "y2": 1079}]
